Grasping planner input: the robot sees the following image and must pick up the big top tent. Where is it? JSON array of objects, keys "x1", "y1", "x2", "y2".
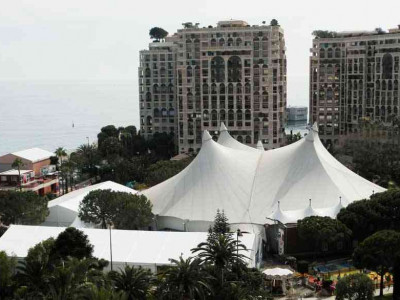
[{"x1": 142, "y1": 123, "x2": 385, "y2": 233}]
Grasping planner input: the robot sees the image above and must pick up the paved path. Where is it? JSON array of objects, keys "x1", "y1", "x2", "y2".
[{"x1": 288, "y1": 286, "x2": 393, "y2": 299}]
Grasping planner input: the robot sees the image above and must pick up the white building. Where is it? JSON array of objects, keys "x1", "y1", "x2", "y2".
[{"x1": 0, "y1": 225, "x2": 259, "y2": 271}]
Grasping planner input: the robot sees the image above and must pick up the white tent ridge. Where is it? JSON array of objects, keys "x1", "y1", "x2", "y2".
[
  {"x1": 44, "y1": 181, "x2": 137, "y2": 227},
  {"x1": 143, "y1": 123, "x2": 385, "y2": 229},
  {"x1": 0, "y1": 225, "x2": 258, "y2": 271}
]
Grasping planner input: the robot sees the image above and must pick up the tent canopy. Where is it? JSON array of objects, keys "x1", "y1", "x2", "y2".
[
  {"x1": 143, "y1": 124, "x2": 385, "y2": 227},
  {"x1": 0, "y1": 225, "x2": 257, "y2": 271}
]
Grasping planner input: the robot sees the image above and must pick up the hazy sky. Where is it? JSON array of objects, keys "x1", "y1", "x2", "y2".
[{"x1": 1, "y1": 0, "x2": 400, "y2": 107}]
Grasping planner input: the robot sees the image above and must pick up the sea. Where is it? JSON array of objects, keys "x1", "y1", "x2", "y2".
[
  {"x1": 0, "y1": 81, "x2": 139, "y2": 155},
  {"x1": 0, "y1": 80, "x2": 308, "y2": 156}
]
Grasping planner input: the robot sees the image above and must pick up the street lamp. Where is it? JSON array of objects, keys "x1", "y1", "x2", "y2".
[
  {"x1": 108, "y1": 221, "x2": 114, "y2": 271},
  {"x1": 86, "y1": 137, "x2": 90, "y2": 146},
  {"x1": 236, "y1": 228, "x2": 242, "y2": 275}
]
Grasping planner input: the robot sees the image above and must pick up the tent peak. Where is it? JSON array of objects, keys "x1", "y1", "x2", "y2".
[
  {"x1": 256, "y1": 140, "x2": 264, "y2": 151},
  {"x1": 202, "y1": 130, "x2": 213, "y2": 143},
  {"x1": 220, "y1": 122, "x2": 228, "y2": 132}
]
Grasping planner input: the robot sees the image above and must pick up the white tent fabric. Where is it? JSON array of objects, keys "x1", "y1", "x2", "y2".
[
  {"x1": 0, "y1": 225, "x2": 258, "y2": 271},
  {"x1": 263, "y1": 267, "x2": 294, "y2": 277},
  {"x1": 44, "y1": 181, "x2": 137, "y2": 227},
  {"x1": 217, "y1": 123, "x2": 261, "y2": 153},
  {"x1": 256, "y1": 140, "x2": 265, "y2": 151},
  {"x1": 143, "y1": 124, "x2": 385, "y2": 229}
]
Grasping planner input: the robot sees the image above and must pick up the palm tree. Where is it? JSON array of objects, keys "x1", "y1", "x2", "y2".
[
  {"x1": 157, "y1": 256, "x2": 212, "y2": 300},
  {"x1": 78, "y1": 285, "x2": 128, "y2": 300},
  {"x1": 55, "y1": 147, "x2": 67, "y2": 195},
  {"x1": 109, "y1": 265, "x2": 153, "y2": 300},
  {"x1": 11, "y1": 158, "x2": 24, "y2": 191},
  {"x1": 192, "y1": 233, "x2": 247, "y2": 286}
]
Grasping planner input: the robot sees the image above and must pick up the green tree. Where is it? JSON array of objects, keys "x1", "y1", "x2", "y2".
[
  {"x1": 297, "y1": 216, "x2": 351, "y2": 256},
  {"x1": 78, "y1": 189, "x2": 120, "y2": 228},
  {"x1": 73, "y1": 143, "x2": 99, "y2": 176},
  {"x1": 147, "y1": 132, "x2": 176, "y2": 159},
  {"x1": 100, "y1": 136, "x2": 122, "y2": 158},
  {"x1": 112, "y1": 194, "x2": 153, "y2": 230},
  {"x1": 312, "y1": 30, "x2": 337, "y2": 38},
  {"x1": 52, "y1": 227, "x2": 94, "y2": 261},
  {"x1": 109, "y1": 266, "x2": 153, "y2": 300},
  {"x1": 337, "y1": 190, "x2": 400, "y2": 242},
  {"x1": 79, "y1": 285, "x2": 128, "y2": 300},
  {"x1": 336, "y1": 273, "x2": 374, "y2": 300},
  {"x1": 149, "y1": 27, "x2": 168, "y2": 41},
  {"x1": 212, "y1": 210, "x2": 230, "y2": 235},
  {"x1": 55, "y1": 147, "x2": 67, "y2": 168},
  {"x1": 0, "y1": 251, "x2": 17, "y2": 299},
  {"x1": 144, "y1": 158, "x2": 193, "y2": 186},
  {"x1": 353, "y1": 230, "x2": 400, "y2": 298},
  {"x1": 0, "y1": 190, "x2": 49, "y2": 226},
  {"x1": 156, "y1": 256, "x2": 212, "y2": 300},
  {"x1": 78, "y1": 190, "x2": 153, "y2": 229},
  {"x1": 286, "y1": 131, "x2": 302, "y2": 145},
  {"x1": 270, "y1": 19, "x2": 279, "y2": 26},
  {"x1": 11, "y1": 157, "x2": 24, "y2": 191}
]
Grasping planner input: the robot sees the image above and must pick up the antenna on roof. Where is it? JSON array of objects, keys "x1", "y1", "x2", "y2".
[
  {"x1": 339, "y1": 196, "x2": 342, "y2": 204},
  {"x1": 309, "y1": 198, "x2": 312, "y2": 207}
]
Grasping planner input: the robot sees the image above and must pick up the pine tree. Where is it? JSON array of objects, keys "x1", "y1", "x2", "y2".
[{"x1": 212, "y1": 209, "x2": 230, "y2": 234}]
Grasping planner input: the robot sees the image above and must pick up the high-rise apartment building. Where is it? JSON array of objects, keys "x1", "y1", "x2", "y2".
[
  {"x1": 139, "y1": 20, "x2": 287, "y2": 153},
  {"x1": 310, "y1": 26, "x2": 400, "y2": 146}
]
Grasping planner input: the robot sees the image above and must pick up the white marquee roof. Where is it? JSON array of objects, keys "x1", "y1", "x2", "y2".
[
  {"x1": 0, "y1": 225, "x2": 256, "y2": 268},
  {"x1": 12, "y1": 148, "x2": 55, "y2": 163},
  {"x1": 143, "y1": 124, "x2": 385, "y2": 225},
  {"x1": 48, "y1": 181, "x2": 137, "y2": 213},
  {"x1": 217, "y1": 123, "x2": 261, "y2": 153}
]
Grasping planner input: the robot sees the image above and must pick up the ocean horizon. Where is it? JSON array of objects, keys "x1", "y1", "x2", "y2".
[{"x1": 0, "y1": 80, "x2": 139, "y2": 155}]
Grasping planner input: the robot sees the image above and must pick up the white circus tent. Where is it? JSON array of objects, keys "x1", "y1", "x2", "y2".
[
  {"x1": 44, "y1": 181, "x2": 137, "y2": 227},
  {"x1": 142, "y1": 123, "x2": 385, "y2": 232}
]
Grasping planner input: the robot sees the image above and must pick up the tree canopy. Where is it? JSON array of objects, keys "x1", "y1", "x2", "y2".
[
  {"x1": 336, "y1": 273, "x2": 374, "y2": 300},
  {"x1": 144, "y1": 158, "x2": 193, "y2": 186},
  {"x1": 312, "y1": 30, "x2": 337, "y2": 38},
  {"x1": 337, "y1": 189, "x2": 400, "y2": 242},
  {"x1": 78, "y1": 189, "x2": 153, "y2": 229},
  {"x1": 353, "y1": 230, "x2": 400, "y2": 297},
  {"x1": 149, "y1": 27, "x2": 168, "y2": 40},
  {"x1": 297, "y1": 216, "x2": 351, "y2": 255},
  {"x1": 270, "y1": 19, "x2": 279, "y2": 26},
  {"x1": 53, "y1": 227, "x2": 94, "y2": 260},
  {"x1": 0, "y1": 190, "x2": 49, "y2": 228}
]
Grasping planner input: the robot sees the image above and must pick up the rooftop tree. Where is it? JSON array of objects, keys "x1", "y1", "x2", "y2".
[{"x1": 149, "y1": 27, "x2": 168, "y2": 41}]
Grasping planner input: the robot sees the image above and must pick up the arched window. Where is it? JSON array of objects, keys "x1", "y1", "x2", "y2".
[
  {"x1": 376, "y1": 80, "x2": 381, "y2": 90},
  {"x1": 211, "y1": 39, "x2": 217, "y2": 47},
  {"x1": 161, "y1": 108, "x2": 167, "y2": 117},
  {"x1": 145, "y1": 68, "x2": 151, "y2": 77},
  {"x1": 237, "y1": 109, "x2": 243, "y2": 120},
  {"x1": 228, "y1": 110, "x2": 234, "y2": 120},
  {"x1": 187, "y1": 93, "x2": 194, "y2": 109},
  {"x1": 219, "y1": 38, "x2": 225, "y2": 47},
  {"x1": 203, "y1": 83, "x2": 209, "y2": 94},
  {"x1": 146, "y1": 116, "x2": 152, "y2": 125},
  {"x1": 219, "y1": 83, "x2": 225, "y2": 94},
  {"x1": 245, "y1": 109, "x2": 251, "y2": 120},
  {"x1": 168, "y1": 84, "x2": 174, "y2": 93},
  {"x1": 236, "y1": 38, "x2": 242, "y2": 46},
  {"x1": 146, "y1": 92, "x2": 152, "y2": 102},
  {"x1": 245, "y1": 135, "x2": 251, "y2": 144},
  {"x1": 388, "y1": 80, "x2": 393, "y2": 90},
  {"x1": 320, "y1": 48, "x2": 325, "y2": 58},
  {"x1": 382, "y1": 53, "x2": 393, "y2": 80},
  {"x1": 228, "y1": 83, "x2": 234, "y2": 94},
  {"x1": 160, "y1": 84, "x2": 167, "y2": 93},
  {"x1": 237, "y1": 136, "x2": 243, "y2": 143},
  {"x1": 187, "y1": 66, "x2": 193, "y2": 77},
  {"x1": 203, "y1": 110, "x2": 209, "y2": 120},
  {"x1": 168, "y1": 108, "x2": 175, "y2": 117},
  {"x1": 228, "y1": 56, "x2": 242, "y2": 82},
  {"x1": 153, "y1": 108, "x2": 160, "y2": 117},
  {"x1": 211, "y1": 56, "x2": 225, "y2": 83},
  {"x1": 227, "y1": 38, "x2": 233, "y2": 46},
  {"x1": 220, "y1": 109, "x2": 226, "y2": 121},
  {"x1": 211, "y1": 83, "x2": 217, "y2": 94},
  {"x1": 236, "y1": 83, "x2": 242, "y2": 94},
  {"x1": 245, "y1": 83, "x2": 251, "y2": 94},
  {"x1": 335, "y1": 48, "x2": 341, "y2": 58},
  {"x1": 327, "y1": 48, "x2": 333, "y2": 58},
  {"x1": 153, "y1": 84, "x2": 159, "y2": 93},
  {"x1": 211, "y1": 110, "x2": 218, "y2": 120}
]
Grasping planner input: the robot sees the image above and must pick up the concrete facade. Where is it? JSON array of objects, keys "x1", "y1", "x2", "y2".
[
  {"x1": 139, "y1": 20, "x2": 287, "y2": 153},
  {"x1": 309, "y1": 26, "x2": 400, "y2": 147}
]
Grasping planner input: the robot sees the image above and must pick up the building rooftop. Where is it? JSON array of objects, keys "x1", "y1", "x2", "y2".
[
  {"x1": 0, "y1": 169, "x2": 33, "y2": 176},
  {"x1": 12, "y1": 148, "x2": 55, "y2": 163},
  {"x1": 217, "y1": 20, "x2": 249, "y2": 28}
]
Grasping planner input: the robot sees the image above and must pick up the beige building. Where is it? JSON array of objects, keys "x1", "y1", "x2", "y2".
[
  {"x1": 139, "y1": 20, "x2": 287, "y2": 153},
  {"x1": 309, "y1": 26, "x2": 400, "y2": 147}
]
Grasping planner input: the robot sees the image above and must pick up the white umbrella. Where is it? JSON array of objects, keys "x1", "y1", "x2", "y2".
[{"x1": 263, "y1": 267, "x2": 294, "y2": 278}]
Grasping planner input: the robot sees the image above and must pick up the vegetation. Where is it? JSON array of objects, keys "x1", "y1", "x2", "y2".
[
  {"x1": 78, "y1": 189, "x2": 153, "y2": 229},
  {"x1": 286, "y1": 131, "x2": 302, "y2": 145},
  {"x1": 312, "y1": 30, "x2": 338, "y2": 38},
  {"x1": 270, "y1": 19, "x2": 279, "y2": 26},
  {"x1": 337, "y1": 189, "x2": 400, "y2": 242},
  {"x1": 11, "y1": 158, "x2": 24, "y2": 191},
  {"x1": 0, "y1": 212, "x2": 268, "y2": 299},
  {"x1": 353, "y1": 230, "x2": 400, "y2": 298},
  {"x1": 145, "y1": 157, "x2": 193, "y2": 186},
  {"x1": 297, "y1": 216, "x2": 351, "y2": 256},
  {"x1": 0, "y1": 190, "x2": 49, "y2": 229},
  {"x1": 149, "y1": 27, "x2": 168, "y2": 41},
  {"x1": 336, "y1": 273, "x2": 375, "y2": 300}
]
